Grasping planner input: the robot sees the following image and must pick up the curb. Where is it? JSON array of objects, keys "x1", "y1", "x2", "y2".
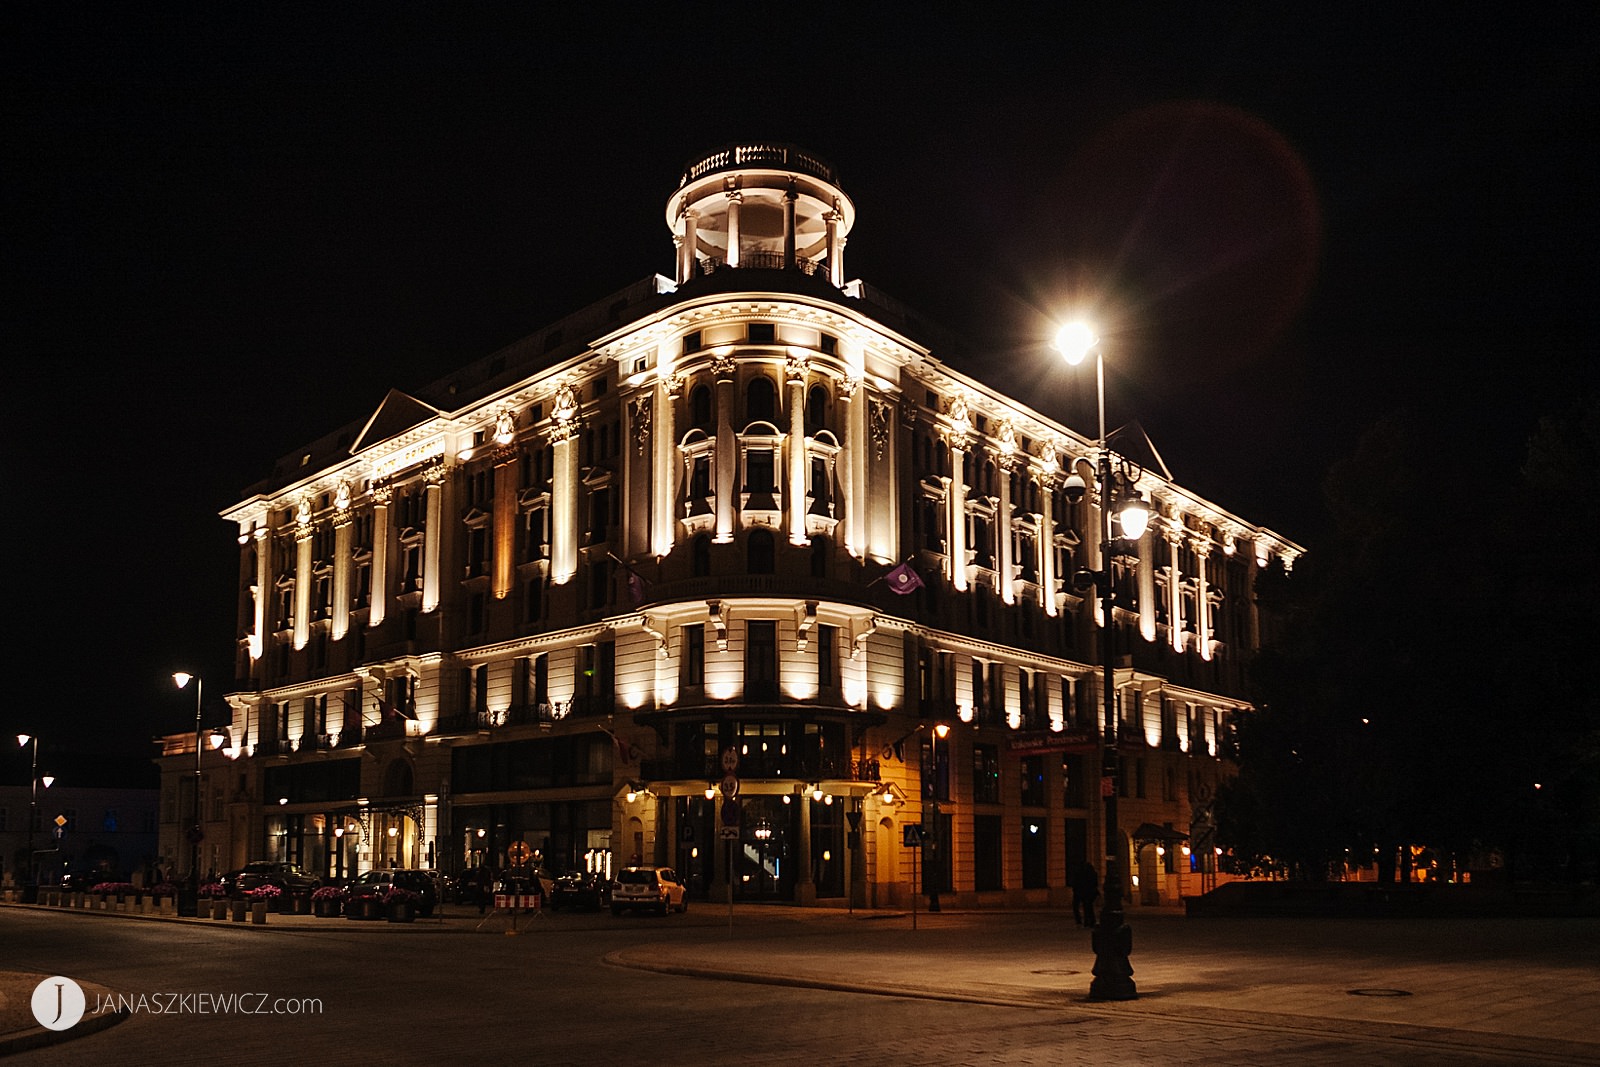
[{"x1": 0, "y1": 976, "x2": 127, "y2": 1057}]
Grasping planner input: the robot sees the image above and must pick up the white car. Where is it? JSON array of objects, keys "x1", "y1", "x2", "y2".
[{"x1": 610, "y1": 866, "x2": 687, "y2": 915}]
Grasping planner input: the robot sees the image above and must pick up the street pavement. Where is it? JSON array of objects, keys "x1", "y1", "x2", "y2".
[{"x1": 2, "y1": 898, "x2": 1597, "y2": 1064}]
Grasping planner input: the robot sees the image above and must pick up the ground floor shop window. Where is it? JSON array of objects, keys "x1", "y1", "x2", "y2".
[{"x1": 973, "y1": 814, "x2": 1003, "y2": 891}]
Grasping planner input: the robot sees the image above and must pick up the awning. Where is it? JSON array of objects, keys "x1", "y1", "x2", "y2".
[{"x1": 1131, "y1": 823, "x2": 1189, "y2": 845}]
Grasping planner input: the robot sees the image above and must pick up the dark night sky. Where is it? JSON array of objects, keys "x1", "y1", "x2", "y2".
[{"x1": 4, "y1": 5, "x2": 1594, "y2": 776}]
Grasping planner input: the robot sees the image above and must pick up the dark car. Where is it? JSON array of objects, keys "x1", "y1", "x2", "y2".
[
  {"x1": 59, "y1": 867, "x2": 124, "y2": 891},
  {"x1": 344, "y1": 869, "x2": 440, "y2": 917},
  {"x1": 220, "y1": 861, "x2": 321, "y2": 898},
  {"x1": 548, "y1": 871, "x2": 607, "y2": 911}
]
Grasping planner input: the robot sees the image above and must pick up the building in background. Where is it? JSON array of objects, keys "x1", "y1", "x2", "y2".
[
  {"x1": 2, "y1": 784, "x2": 160, "y2": 888},
  {"x1": 157, "y1": 144, "x2": 1299, "y2": 906}
]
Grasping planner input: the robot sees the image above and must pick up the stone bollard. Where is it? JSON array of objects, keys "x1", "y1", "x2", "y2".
[{"x1": 251, "y1": 902, "x2": 268, "y2": 925}]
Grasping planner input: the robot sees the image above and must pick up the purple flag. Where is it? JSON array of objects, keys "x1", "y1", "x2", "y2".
[
  {"x1": 885, "y1": 561, "x2": 924, "y2": 595},
  {"x1": 627, "y1": 571, "x2": 646, "y2": 605}
]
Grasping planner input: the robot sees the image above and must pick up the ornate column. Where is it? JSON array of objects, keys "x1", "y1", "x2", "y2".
[
  {"x1": 1136, "y1": 522, "x2": 1157, "y2": 644},
  {"x1": 825, "y1": 202, "x2": 844, "y2": 286},
  {"x1": 293, "y1": 500, "x2": 313, "y2": 651},
  {"x1": 839, "y1": 375, "x2": 864, "y2": 558},
  {"x1": 681, "y1": 209, "x2": 699, "y2": 282},
  {"x1": 1166, "y1": 524, "x2": 1185, "y2": 652},
  {"x1": 713, "y1": 355, "x2": 736, "y2": 543},
  {"x1": 1193, "y1": 537, "x2": 1213, "y2": 661},
  {"x1": 787, "y1": 353, "x2": 808, "y2": 546},
  {"x1": 652, "y1": 366, "x2": 680, "y2": 558},
  {"x1": 369, "y1": 485, "x2": 391, "y2": 627},
  {"x1": 1037, "y1": 451, "x2": 1058, "y2": 618},
  {"x1": 724, "y1": 184, "x2": 742, "y2": 268},
  {"x1": 493, "y1": 424, "x2": 518, "y2": 601},
  {"x1": 783, "y1": 181, "x2": 797, "y2": 270},
  {"x1": 422, "y1": 462, "x2": 446, "y2": 613},
  {"x1": 550, "y1": 382, "x2": 581, "y2": 584},
  {"x1": 996, "y1": 428, "x2": 1016, "y2": 606},
  {"x1": 250, "y1": 526, "x2": 269, "y2": 660},
  {"x1": 332, "y1": 483, "x2": 353, "y2": 641},
  {"x1": 946, "y1": 399, "x2": 973, "y2": 592}
]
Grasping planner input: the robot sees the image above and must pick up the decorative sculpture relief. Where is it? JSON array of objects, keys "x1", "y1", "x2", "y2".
[{"x1": 629, "y1": 396, "x2": 652, "y2": 455}]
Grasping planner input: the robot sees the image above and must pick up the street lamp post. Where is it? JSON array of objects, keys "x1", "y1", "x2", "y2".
[
  {"x1": 1055, "y1": 321, "x2": 1146, "y2": 1002},
  {"x1": 925, "y1": 722, "x2": 951, "y2": 912},
  {"x1": 15, "y1": 734, "x2": 45, "y2": 889},
  {"x1": 173, "y1": 672, "x2": 203, "y2": 888}
]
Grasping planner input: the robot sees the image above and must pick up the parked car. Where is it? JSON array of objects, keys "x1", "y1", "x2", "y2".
[
  {"x1": 59, "y1": 867, "x2": 124, "y2": 891},
  {"x1": 220, "y1": 862, "x2": 321, "y2": 898},
  {"x1": 414, "y1": 869, "x2": 455, "y2": 904},
  {"x1": 610, "y1": 866, "x2": 687, "y2": 916},
  {"x1": 343, "y1": 869, "x2": 439, "y2": 917},
  {"x1": 548, "y1": 871, "x2": 607, "y2": 911}
]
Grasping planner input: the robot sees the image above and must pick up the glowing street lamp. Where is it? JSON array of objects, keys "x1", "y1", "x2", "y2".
[{"x1": 1052, "y1": 320, "x2": 1139, "y2": 1001}]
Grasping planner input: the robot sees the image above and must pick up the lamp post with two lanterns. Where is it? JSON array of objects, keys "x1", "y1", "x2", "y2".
[{"x1": 1054, "y1": 321, "x2": 1150, "y2": 1002}]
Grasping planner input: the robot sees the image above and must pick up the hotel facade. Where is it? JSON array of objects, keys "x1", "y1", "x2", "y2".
[{"x1": 158, "y1": 144, "x2": 1299, "y2": 908}]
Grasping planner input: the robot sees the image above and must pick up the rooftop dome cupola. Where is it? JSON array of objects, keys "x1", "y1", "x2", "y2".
[{"x1": 668, "y1": 143, "x2": 856, "y2": 288}]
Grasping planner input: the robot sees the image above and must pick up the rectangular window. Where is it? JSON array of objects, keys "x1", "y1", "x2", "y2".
[
  {"x1": 972, "y1": 744, "x2": 1000, "y2": 804},
  {"x1": 816, "y1": 624, "x2": 837, "y2": 690},
  {"x1": 1062, "y1": 754, "x2": 1088, "y2": 809},
  {"x1": 681, "y1": 625, "x2": 705, "y2": 688},
  {"x1": 1020, "y1": 755, "x2": 1047, "y2": 807},
  {"x1": 745, "y1": 620, "x2": 778, "y2": 701}
]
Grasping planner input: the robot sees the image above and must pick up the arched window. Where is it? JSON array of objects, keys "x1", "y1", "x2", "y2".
[
  {"x1": 805, "y1": 385, "x2": 829, "y2": 435},
  {"x1": 748, "y1": 529, "x2": 775, "y2": 574},
  {"x1": 690, "y1": 384, "x2": 712, "y2": 431},
  {"x1": 746, "y1": 376, "x2": 776, "y2": 424}
]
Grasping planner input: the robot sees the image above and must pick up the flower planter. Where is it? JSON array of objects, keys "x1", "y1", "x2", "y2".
[
  {"x1": 251, "y1": 901, "x2": 268, "y2": 925},
  {"x1": 211, "y1": 898, "x2": 229, "y2": 919},
  {"x1": 231, "y1": 899, "x2": 247, "y2": 922},
  {"x1": 386, "y1": 901, "x2": 417, "y2": 923},
  {"x1": 347, "y1": 898, "x2": 383, "y2": 921},
  {"x1": 312, "y1": 898, "x2": 342, "y2": 918},
  {"x1": 290, "y1": 893, "x2": 311, "y2": 915}
]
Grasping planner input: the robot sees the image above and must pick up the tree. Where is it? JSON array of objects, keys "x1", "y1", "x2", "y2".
[{"x1": 1220, "y1": 406, "x2": 1522, "y2": 879}]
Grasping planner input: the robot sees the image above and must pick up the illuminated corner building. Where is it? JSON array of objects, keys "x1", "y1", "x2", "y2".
[{"x1": 157, "y1": 144, "x2": 1300, "y2": 907}]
